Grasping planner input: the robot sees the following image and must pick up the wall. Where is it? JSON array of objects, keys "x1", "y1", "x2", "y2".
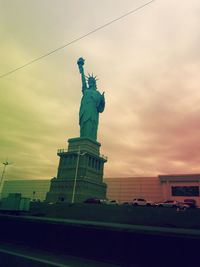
[
  {"x1": 104, "y1": 176, "x2": 163, "y2": 202},
  {"x1": 1, "y1": 180, "x2": 50, "y2": 201},
  {"x1": 2, "y1": 174, "x2": 200, "y2": 205}
]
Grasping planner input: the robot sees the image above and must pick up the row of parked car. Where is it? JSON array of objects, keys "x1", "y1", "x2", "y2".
[
  {"x1": 132, "y1": 198, "x2": 196, "y2": 209},
  {"x1": 84, "y1": 197, "x2": 197, "y2": 208}
]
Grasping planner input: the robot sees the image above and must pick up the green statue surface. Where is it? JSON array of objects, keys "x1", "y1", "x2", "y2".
[{"x1": 77, "y1": 58, "x2": 105, "y2": 141}]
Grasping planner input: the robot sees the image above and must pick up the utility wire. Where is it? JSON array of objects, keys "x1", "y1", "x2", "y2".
[{"x1": 0, "y1": 0, "x2": 156, "y2": 79}]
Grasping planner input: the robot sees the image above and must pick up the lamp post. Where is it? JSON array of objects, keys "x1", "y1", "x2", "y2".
[
  {"x1": 71, "y1": 147, "x2": 86, "y2": 204},
  {"x1": 0, "y1": 160, "x2": 10, "y2": 198},
  {"x1": 32, "y1": 191, "x2": 36, "y2": 201}
]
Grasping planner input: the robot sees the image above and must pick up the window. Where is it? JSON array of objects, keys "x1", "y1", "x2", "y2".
[
  {"x1": 69, "y1": 155, "x2": 75, "y2": 164},
  {"x1": 172, "y1": 186, "x2": 199, "y2": 196},
  {"x1": 62, "y1": 157, "x2": 67, "y2": 165},
  {"x1": 88, "y1": 157, "x2": 91, "y2": 167},
  {"x1": 98, "y1": 161, "x2": 101, "y2": 170},
  {"x1": 92, "y1": 158, "x2": 95, "y2": 168}
]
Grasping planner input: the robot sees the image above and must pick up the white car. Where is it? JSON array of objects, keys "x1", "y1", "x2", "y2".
[
  {"x1": 156, "y1": 200, "x2": 178, "y2": 208},
  {"x1": 106, "y1": 200, "x2": 120, "y2": 205},
  {"x1": 132, "y1": 198, "x2": 153, "y2": 207},
  {"x1": 156, "y1": 200, "x2": 189, "y2": 209}
]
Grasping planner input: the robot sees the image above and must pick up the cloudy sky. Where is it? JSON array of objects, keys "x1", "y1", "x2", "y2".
[{"x1": 1, "y1": 0, "x2": 200, "y2": 181}]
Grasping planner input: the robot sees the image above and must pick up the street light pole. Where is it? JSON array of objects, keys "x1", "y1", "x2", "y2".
[
  {"x1": 71, "y1": 147, "x2": 86, "y2": 204},
  {"x1": 0, "y1": 160, "x2": 10, "y2": 198}
]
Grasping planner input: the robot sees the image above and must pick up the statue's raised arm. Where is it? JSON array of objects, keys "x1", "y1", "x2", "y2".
[{"x1": 77, "y1": 57, "x2": 87, "y2": 92}]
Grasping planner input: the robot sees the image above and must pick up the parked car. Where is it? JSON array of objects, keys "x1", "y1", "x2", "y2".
[
  {"x1": 84, "y1": 198, "x2": 101, "y2": 204},
  {"x1": 105, "y1": 200, "x2": 120, "y2": 205},
  {"x1": 156, "y1": 200, "x2": 189, "y2": 209},
  {"x1": 122, "y1": 202, "x2": 132, "y2": 206},
  {"x1": 132, "y1": 198, "x2": 153, "y2": 207},
  {"x1": 99, "y1": 199, "x2": 108, "y2": 204},
  {"x1": 177, "y1": 202, "x2": 190, "y2": 210},
  {"x1": 183, "y1": 199, "x2": 197, "y2": 208},
  {"x1": 156, "y1": 200, "x2": 178, "y2": 208}
]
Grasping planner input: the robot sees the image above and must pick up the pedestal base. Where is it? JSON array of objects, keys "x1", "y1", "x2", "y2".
[
  {"x1": 46, "y1": 137, "x2": 107, "y2": 203},
  {"x1": 68, "y1": 137, "x2": 101, "y2": 156},
  {"x1": 46, "y1": 178, "x2": 107, "y2": 203}
]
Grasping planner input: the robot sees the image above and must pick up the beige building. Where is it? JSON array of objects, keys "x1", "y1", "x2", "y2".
[
  {"x1": 105, "y1": 174, "x2": 200, "y2": 206},
  {"x1": 1, "y1": 174, "x2": 200, "y2": 206},
  {"x1": 105, "y1": 176, "x2": 162, "y2": 202},
  {"x1": 159, "y1": 174, "x2": 200, "y2": 206}
]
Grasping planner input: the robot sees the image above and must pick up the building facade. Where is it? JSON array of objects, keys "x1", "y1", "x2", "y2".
[
  {"x1": 105, "y1": 176, "x2": 162, "y2": 202},
  {"x1": 1, "y1": 180, "x2": 50, "y2": 201},
  {"x1": 159, "y1": 174, "x2": 200, "y2": 206},
  {"x1": 105, "y1": 174, "x2": 200, "y2": 206},
  {"x1": 2, "y1": 173, "x2": 200, "y2": 206}
]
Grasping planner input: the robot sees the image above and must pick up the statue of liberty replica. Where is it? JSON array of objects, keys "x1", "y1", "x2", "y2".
[
  {"x1": 46, "y1": 58, "x2": 107, "y2": 203},
  {"x1": 78, "y1": 57, "x2": 105, "y2": 141}
]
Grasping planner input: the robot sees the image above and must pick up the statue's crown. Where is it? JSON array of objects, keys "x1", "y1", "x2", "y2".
[{"x1": 86, "y1": 73, "x2": 98, "y2": 82}]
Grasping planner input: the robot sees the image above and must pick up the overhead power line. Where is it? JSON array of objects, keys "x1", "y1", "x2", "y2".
[{"x1": 0, "y1": 0, "x2": 156, "y2": 79}]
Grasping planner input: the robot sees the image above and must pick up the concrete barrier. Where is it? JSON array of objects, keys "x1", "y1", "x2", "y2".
[{"x1": 0, "y1": 214, "x2": 199, "y2": 266}]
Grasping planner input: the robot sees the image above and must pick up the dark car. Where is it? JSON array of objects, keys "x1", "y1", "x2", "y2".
[
  {"x1": 184, "y1": 199, "x2": 197, "y2": 208},
  {"x1": 84, "y1": 198, "x2": 101, "y2": 204}
]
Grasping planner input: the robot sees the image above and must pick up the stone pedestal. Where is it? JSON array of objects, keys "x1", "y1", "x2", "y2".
[{"x1": 46, "y1": 137, "x2": 107, "y2": 203}]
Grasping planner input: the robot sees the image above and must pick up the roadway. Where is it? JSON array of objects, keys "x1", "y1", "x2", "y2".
[
  {"x1": 0, "y1": 214, "x2": 199, "y2": 266},
  {"x1": 0, "y1": 242, "x2": 120, "y2": 267}
]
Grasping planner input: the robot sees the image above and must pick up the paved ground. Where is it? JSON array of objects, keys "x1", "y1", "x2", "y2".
[
  {"x1": 1, "y1": 214, "x2": 199, "y2": 266},
  {"x1": 16, "y1": 215, "x2": 200, "y2": 238},
  {"x1": 0, "y1": 242, "x2": 121, "y2": 267}
]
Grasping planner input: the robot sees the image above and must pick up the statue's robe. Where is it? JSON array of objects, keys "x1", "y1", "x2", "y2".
[{"x1": 79, "y1": 89, "x2": 105, "y2": 141}]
